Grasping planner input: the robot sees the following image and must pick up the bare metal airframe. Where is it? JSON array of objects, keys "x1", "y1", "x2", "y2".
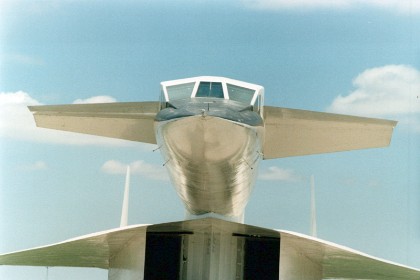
[{"x1": 1, "y1": 76, "x2": 419, "y2": 279}]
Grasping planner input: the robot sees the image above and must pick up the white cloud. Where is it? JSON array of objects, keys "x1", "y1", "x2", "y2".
[
  {"x1": 0, "y1": 91, "x2": 133, "y2": 146},
  {"x1": 259, "y1": 166, "x2": 300, "y2": 181},
  {"x1": 101, "y1": 160, "x2": 169, "y2": 181},
  {"x1": 243, "y1": 0, "x2": 420, "y2": 14},
  {"x1": 0, "y1": 91, "x2": 41, "y2": 140},
  {"x1": 73, "y1": 96, "x2": 116, "y2": 104},
  {"x1": 101, "y1": 160, "x2": 131, "y2": 175},
  {"x1": 327, "y1": 65, "x2": 420, "y2": 132}
]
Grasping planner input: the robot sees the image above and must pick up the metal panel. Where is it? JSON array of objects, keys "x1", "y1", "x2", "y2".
[
  {"x1": 279, "y1": 230, "x2": 420, "y2": 279},
  {"x1": 0, "y1": 225, "x2": 149, "y2": 269},
  {"x1": 108, "y1": 227, "x2": 148, "y2": 280},
  {"x1": 29, "y1": 102, "x2": 160, "y2": 144},
  {"x1": 156, "y1": 116, "x2": 263, "y2": 218},
  {"x1": 263, "y1": 106, "x2": 397, "y2": 159}
]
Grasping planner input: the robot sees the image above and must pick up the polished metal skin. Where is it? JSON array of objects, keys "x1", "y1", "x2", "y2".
[
  {"x1": 2, "y1": 218, "x2": 420, "y2": 280},
  {"x1": 156, "y1": 107, "x2": 263, "y2": 220},
  {"x1": 156, "y1": 78, "x2": 265, "y2": 221}
]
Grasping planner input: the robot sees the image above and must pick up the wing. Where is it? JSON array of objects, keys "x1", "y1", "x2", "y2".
[
  {"x1": 28, "y1": 102, "x2": 160, "y2": 144},
  {"x1": 0, "y1": 225, "x2": 148, "y2": 269},
  {"x1": 1, "y1": 220, "x2": 419, "y2": 279},
  {"x1": 279, "y1": 230, "x2": 420, "y2": 279},
  {"x1": 263, "y1": 106, "x2": 397, "y2": 159}
]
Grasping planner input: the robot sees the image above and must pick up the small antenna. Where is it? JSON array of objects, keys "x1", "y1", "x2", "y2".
[
  {"x1": 310, "y1": 175, "x2": 317, "y2": 238},
  {"x1": 120, "y1": 166, "x2": 130, "y2": 227}
]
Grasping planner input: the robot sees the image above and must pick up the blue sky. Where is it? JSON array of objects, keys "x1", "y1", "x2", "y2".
[{"x1": 1, "y1": 0, "x2": 419, "y2": 279}]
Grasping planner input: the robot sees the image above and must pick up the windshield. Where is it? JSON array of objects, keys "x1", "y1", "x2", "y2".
[
  {"x1": 226, "y1": 84, "x2": 255, "y2": 105},
  {"x1": 166, "y1": 82, "x2": 195, "y2": 101},
  {"x1": 161, "y1": 77, "x2": 263, "y2": 115},
  {"x1": 196, "y1": 82, "x2": 224, "y2": 98}
]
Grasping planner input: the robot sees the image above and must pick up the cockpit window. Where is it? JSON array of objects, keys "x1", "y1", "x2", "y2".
[
  {"x1": 227, "y1": 84, "x2": 255, "y2": 105},
  {"x1": 166, "y1": 82, "x2": 195, "y2": 101},
  {"x1": 161, "y1": 77, "x2": 264, "y2": 115},
  {"x1": 196, "y1": 82, "x2": 224, "y2": 98}
]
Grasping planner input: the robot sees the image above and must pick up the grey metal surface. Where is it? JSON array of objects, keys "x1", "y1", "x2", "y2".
[
  {"x1": 156, "y1": 114, "x2": 263, "y2": 219},
  {"x1": 279, "y1": 230, "x2": 420, "y2": 279},
  {"x1": 0, "y1": 225, "x2": 149, "y2": 269},
  {"x1": 263, "y1": 106, "x2": 397, "y2": 159},
  {"x1": 2, "y1": 218, "x2": 419, "y2": 279},
  {"x1": 29, "y1": 102, "x2": 160, "y2": 144}
]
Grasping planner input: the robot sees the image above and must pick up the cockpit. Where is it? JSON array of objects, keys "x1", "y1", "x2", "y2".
[{"x1": 160, "y1": 76, "x2": 264, "y2": 115}]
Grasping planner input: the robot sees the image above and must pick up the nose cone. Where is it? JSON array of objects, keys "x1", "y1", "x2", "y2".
[
  {"x1": 161, "y1": 115, "x2": 254, "y2": 165},
  {"x1": 155, "y1": 101, "x2": 264, "y2": 219}
]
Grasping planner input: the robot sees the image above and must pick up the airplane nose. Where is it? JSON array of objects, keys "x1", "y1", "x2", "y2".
[{"x1": 155, "y1": 115, "x2": 263, "y2": 218}]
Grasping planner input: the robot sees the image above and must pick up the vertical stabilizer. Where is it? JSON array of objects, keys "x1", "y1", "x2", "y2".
[
  {"x1": 310, "y1": 175, "x2": 317, "y2": 238},
  {"x1": 120, "y1": 166, "x2": 130, "y2": 227}
]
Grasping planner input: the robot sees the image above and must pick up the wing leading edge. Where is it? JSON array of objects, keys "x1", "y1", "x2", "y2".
[
  {"x1": 263, "y1": 106, "x2": 397, "y2": 159},
  {"x1": 28, "y1": 102, "x2": 160, "y2": 144},
  {"x1": 0, "y1": 225, "x2": 149, "y2": 269},
  {"x1": 279, "y1": 230, "x2": 420, "y2": 279},
  {"x1": 28, "y1": 102, "x2": 397, "y2": 158},
  {"x1": 1, "y1": 220, "x2": 419, "y2": 279}
]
